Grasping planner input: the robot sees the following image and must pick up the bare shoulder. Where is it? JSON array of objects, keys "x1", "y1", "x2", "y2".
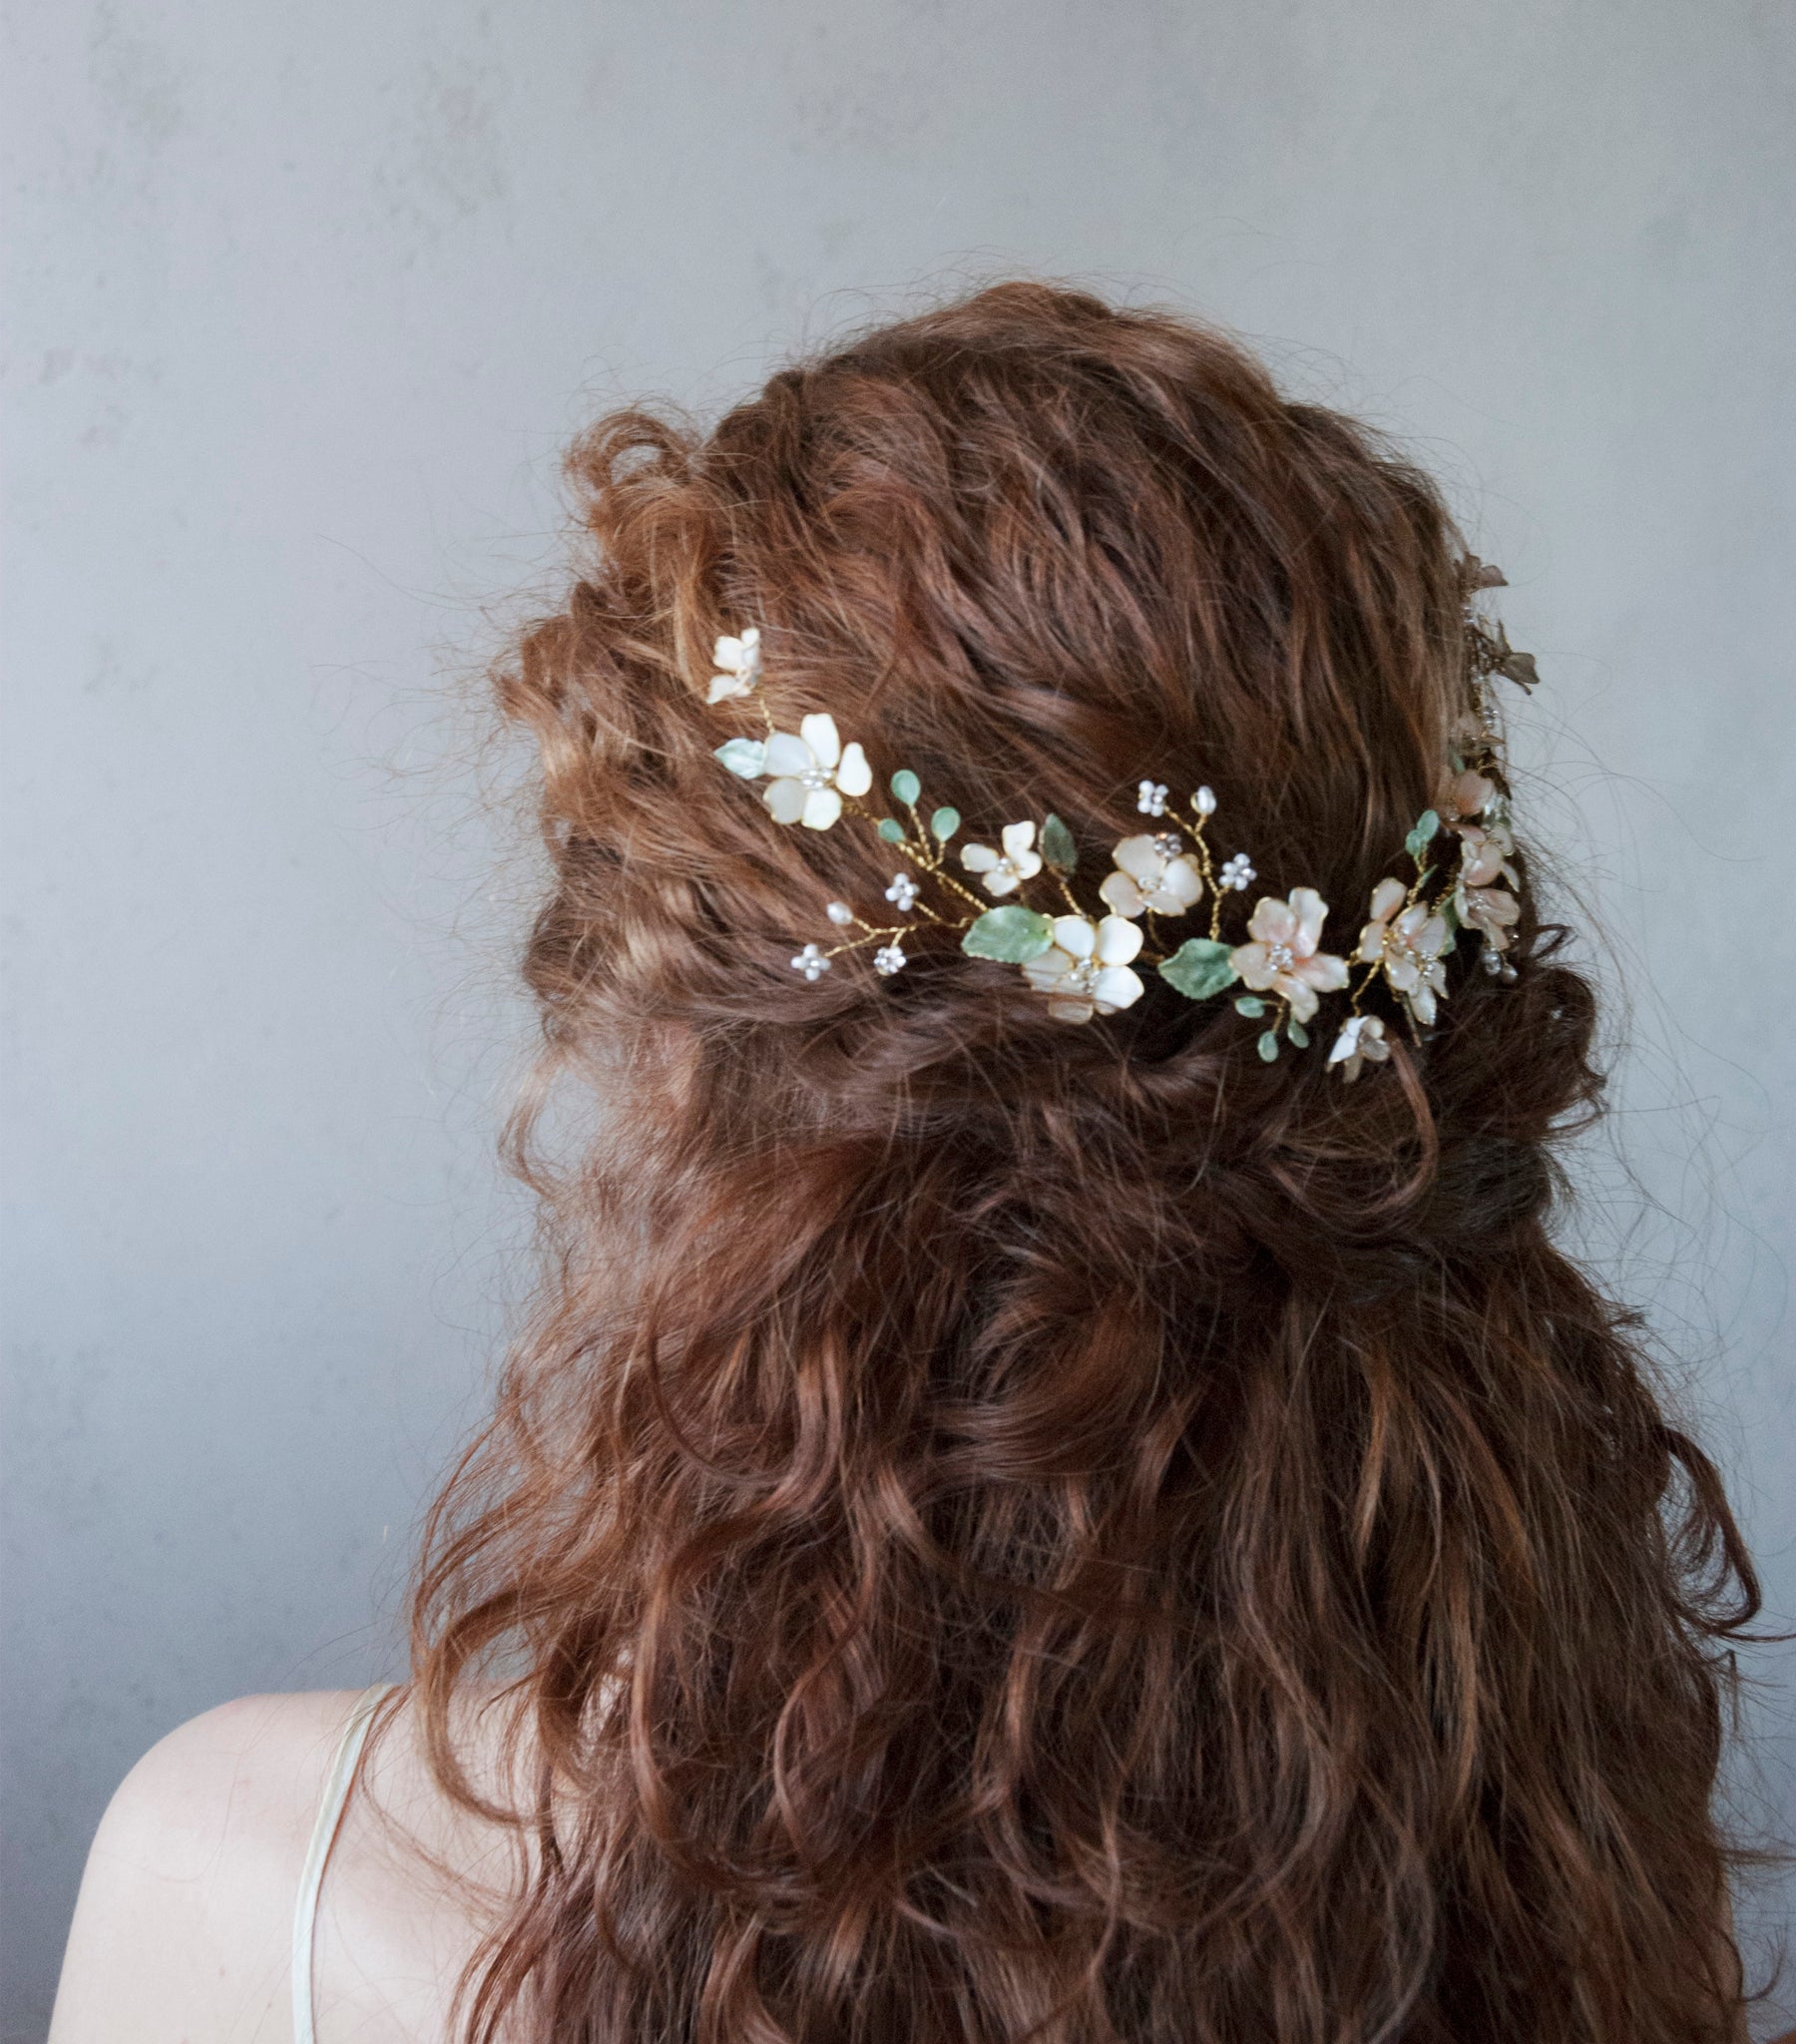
[
  {"x1": 49, "y1": 1686, "x2": 522, "y2": 2044},
  {"x1": 49, "y1": 1690, "x2": 374, "y2": 2043}
]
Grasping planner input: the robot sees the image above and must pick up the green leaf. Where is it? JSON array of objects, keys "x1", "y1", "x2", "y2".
[
  {"x1": 961, "y1": 906, "x2": 1056, "y2": 964},
  {"x1": 713, "y1": 737, "x2": 767, "y2": 779},
  {"x1": 1158, "y1": 938, "x2": 1239, "y2": 1001},
  {"x1": 1405, "y1": 808, "x2": 1441, "y2": 863},
  {"x1": 1286, "y1": 1019, "x2": 1310, "y2": 1048},
  {"x1": 1233, "y1": 994, "x2": 1266, "y2": 1016},
  {"x1": 930, "y1": 805, "x2": 960, "y2": 842},
  {"x1": 1441, "y1": 889, "x2": 1461, "y2": 932},
  {"x1": 1257, "y1": 1030, "x2": 1281, "y2": 1062},
  {"x1": 891, "y1": 767, "x2": 921, "y2": 805},
  {"x1": 1040, "y1": 812, "x2": 1078, "y2": 873},
  {"x1": 877, "y1": 817, "x2": 905, "y2": 843}
]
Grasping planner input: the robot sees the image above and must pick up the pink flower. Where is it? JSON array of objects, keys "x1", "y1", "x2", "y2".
[
  {"x1": 1455, "y1": 879, "x2": 1521, "y2": 952},
  {"x1": 1229, "y1": 888, "x2": 1349, "y2": 1023},
  {"x1": 1444, "y1": 767, "x2": 1497, "y2": 821},
  {"x1": 1455, "y1": 821, "x2": 1519, "y2": 890},
  {"x1": 1443, "y1": 769, "x2": 1520, "y2": 889},
  {"x1": 1099, "y1": 832, "x2": 1205, "y2": 919},
  {"x1": 1356, "y1": 877, "x2": 1452, "y2": 1025}
]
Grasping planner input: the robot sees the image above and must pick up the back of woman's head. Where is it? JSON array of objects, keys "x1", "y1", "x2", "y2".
[{"x1": 414, "y1": 282, "x2": 1759, "y2": 2043}]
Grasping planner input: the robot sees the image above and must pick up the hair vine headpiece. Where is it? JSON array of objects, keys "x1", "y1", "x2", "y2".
[{"x1": 706, "y1": 563, "x2": 1531, "y2": 1079}]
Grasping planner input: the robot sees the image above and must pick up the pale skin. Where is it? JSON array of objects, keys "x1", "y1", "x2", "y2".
[
  {"x1": 49, "y1": 1688, "x2": 522, "y2": 2044},
  {"x1": 50, "y1": 1689, "x2": 1783, "y2": 2043}
]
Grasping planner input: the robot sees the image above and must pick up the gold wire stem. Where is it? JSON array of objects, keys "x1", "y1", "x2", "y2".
[
  {"x1": 931, "y1": 865, "x2": 996, "y2": 915},
  {"x1": 823, "y1": 925, "x2": 924, "y2": 958},
  {"x1": 1346, "y1": 959, "x2": 1380, "y2": 1014},
  {"x1": 1178, "y1": 811, "x2": 1229, "y2": 940},
  {"x1": 836, "y1": 796, "x2": 989, "y2": 914}
]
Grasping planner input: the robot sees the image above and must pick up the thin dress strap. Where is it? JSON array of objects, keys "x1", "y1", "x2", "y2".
[{"x1": 291, "y1": 1684, "x2": 397, "y2": 2044}]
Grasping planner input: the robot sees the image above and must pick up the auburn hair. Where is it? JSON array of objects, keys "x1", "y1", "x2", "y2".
[{"x1": 409, "y1": 282, "x2": 1760, "y2": 2041}]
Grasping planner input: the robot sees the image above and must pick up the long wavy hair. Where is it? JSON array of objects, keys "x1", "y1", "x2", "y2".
[{"x1": 409, "y1": 282, "x2": 1761, "y2": 2042}]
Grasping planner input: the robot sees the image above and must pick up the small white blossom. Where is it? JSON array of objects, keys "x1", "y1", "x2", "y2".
[
  {"x1": 885, "y1": 872, "x2": 920, "y2": 912},
  {"x1": 961, "y1": 821, "x2": 1044, "y2": 897},
  {"x1": 761, "y1": 714, "x2": 873, "y2": 830},
  {"x1": 1022, "y1": 914, "x2": 1145, "y2": 1025},
  {"x1": 1100, "y1": 832, "x2": 1205, "y2": 919},
  {"x1": 1193, "y1": 785, "x2": 1217, "y2": 816},
  {"x1": 1230, "y1": 888, "x2": 1351, "y2": 1023},
  {"x1": 873, "y1": 944, "x2": 907, "y2": 976},
  {"x1": 790, "y1": 942, "x2": 831, "y2": 981},
  {"x1": 1219, "y1": 851, "x2": 1256, "y2": 892},
  {"x1": 707, "y1": 628, "x2": 763, "y2": 705},
  {"x1": 1327, "y1": 1012, "x2": 1392, "y2": 1083},
  {"x1": 825, "y1": 900, "x2": 855, "y2": 926},
  {"x1": 1137, "y1": 779, "x2": 1168, "y2": 816},
  {"x1": 1356, "y1": 877, "x2": 1453, "y2": 1025}
]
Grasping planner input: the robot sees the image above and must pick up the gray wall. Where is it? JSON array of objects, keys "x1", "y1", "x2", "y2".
[{"x1": 3, "y1": 1, "x2": 1791, "y2": 2034}]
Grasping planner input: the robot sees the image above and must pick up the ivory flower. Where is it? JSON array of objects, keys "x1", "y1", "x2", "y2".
[
  {"x1": 885, "y1": 872, "x2": 920, "y2": 912},
  {"x1": 1229, "y1": 888, "x2": 1349, "y2": 1023},
  {"x1": 707, "y1": 628, "x2": 762, "y2": 704},
  {"x1": 961, "y1": 821, "x2": 1043, "y2": 897},
  {"x1": 1327, "y1": 1012, "x2": 1391, "y2": 1083},
  {"x1": 1022, "y1": 913, "x2": 1145, "y2": 1025},
  {"x1": 761, "y1": 714, "x2": 873, "y2": 830},
  {"x1": 1137, "y1": 779, "x2": 1168, "y2": 815},
  {"x1": 1099, "y1": 833, "x2": 1205, "y2": 919},
  {"x1": 1356, "y1": 877, "x2": 1452, "y2": 1024},
  {"x1": 1218, "y1": 851, "x2": 1256, "y2": 892}
]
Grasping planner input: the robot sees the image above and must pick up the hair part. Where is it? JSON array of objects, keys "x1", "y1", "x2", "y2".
[{"x1": 410, "y1": 282, "x2": 1761, "y2": 2043}]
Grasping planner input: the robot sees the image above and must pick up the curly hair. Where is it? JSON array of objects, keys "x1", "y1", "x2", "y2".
[{"x1": 408, "y1": 282, "x2": 1760, "y2": 2042}]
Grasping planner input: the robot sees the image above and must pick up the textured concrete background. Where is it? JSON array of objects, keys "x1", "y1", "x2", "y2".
[{"x1": 3, "y1": 1, "x2": 1792, "y2": 2034}]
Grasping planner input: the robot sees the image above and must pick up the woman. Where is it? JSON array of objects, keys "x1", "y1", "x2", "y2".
[{"x1": 50, "y1": 283, "x2": 1772, "y2": 2042}]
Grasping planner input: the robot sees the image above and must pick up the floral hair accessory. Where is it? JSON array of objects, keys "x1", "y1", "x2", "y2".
[
  {"x1": 1022, "y1": 914, "x2": 1146, "y2": 1024},
  {"x1": 704, "y1": 576, "x2": 1534, "y2": 1078},
  {"x1": 962, "y1": 822, "x2": 1044, "y2": 896},
  {"x1": 758, "y1": 714, "x2": 874, "y2": 830},
  {"x1": 707, "y1": 628, "x2": 763, "y2": 704},
  {"x1": 1327, "y1": 1011, "x2": 1391, "y2": 1081}
]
